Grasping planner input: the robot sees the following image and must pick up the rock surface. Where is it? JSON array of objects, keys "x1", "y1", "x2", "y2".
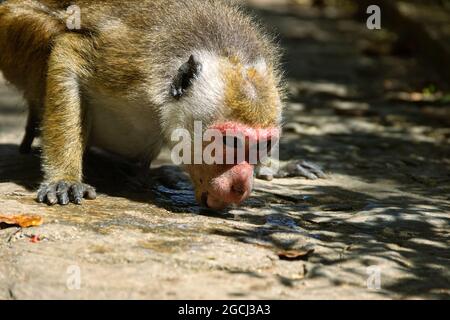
[{"x1": 0, "y1": 1, "x2": 449, "y2": 299}]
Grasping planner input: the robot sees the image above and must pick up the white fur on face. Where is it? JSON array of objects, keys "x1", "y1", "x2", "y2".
[
  {"x1": 253, "y1": 58, "x2": 268, "y2": 76},
  {"x1": 159, "y1": 50, "x2": 226, "y2": 144},
  {"x1": 157, "y1": 51, "x2": 277, "y2": 145}
]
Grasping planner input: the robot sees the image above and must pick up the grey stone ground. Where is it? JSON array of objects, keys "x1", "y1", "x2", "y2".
[{"x1": 0, "y1": 2, "x2": 449, "y2": 299}]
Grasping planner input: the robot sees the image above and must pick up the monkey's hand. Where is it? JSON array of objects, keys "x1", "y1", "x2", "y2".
[
  {"x1": 37, "y1": 181, "x2": 97, "y2": 206},
  {"x1": 256, "y1": 160, "x2": 327, "y2": 181}
]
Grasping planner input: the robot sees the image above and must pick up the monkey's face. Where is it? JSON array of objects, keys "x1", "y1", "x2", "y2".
[
  {"x1": 185, "y1": 123, "x2": 279, "y2": 210},
  {"x1": 165, "y1": 52, "x2": 283, "y2": 210},
  {"x1": 186, "y1": 161, "x2": 254, "y2": 210}
]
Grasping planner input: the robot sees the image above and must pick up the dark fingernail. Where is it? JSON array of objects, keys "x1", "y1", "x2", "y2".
[
  {"x1": 59, "y1": 196, "x2": 69, "y2": 205},
  {"x1": 85, "y1": 189, "x2": 97, "y2": 200}
]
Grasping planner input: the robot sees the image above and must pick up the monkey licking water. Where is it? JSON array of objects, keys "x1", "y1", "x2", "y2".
[{"x1": 0, "y1": 0, "x2": 325, "y2": 210}]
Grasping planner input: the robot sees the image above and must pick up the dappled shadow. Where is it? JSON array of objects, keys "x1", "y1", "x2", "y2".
[
  {"x1": 0, "y1": 144, "x2": 41, "y2": 189},
  {"x1": 250, "y1": 3, "x2": 450, "y2": 196},
  {"x1": 211, "y1": 185, "x2": 450, "y2": 298},
  {"x1": 213, "y1": 4, "x2": 450, "y2": 298}
]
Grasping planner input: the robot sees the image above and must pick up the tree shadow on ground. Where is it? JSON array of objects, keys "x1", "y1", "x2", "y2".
[
  {"x1": 212, "y1": 185, "x2": 450, "y2": 299},
  {"x1": 221, "y1": 4, "x2": 449, "y2": 298}
]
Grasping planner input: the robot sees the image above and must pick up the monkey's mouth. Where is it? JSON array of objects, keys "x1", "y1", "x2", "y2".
[
  {"x1": 201, "y1": 192, "x2": 209, "y2": 208},
  {"x1": 200, "y1": 192, "x2": 230, "y2": 211},
  {"x1": 196, "y1": 162, "x2": 254, "y2": 210}
]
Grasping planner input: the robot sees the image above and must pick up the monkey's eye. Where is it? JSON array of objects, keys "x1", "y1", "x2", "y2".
[{"x1": 170, "y1": 54, "x2": 202, "y2": 99}]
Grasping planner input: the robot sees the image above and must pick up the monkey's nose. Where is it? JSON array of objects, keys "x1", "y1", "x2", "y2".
[
  {"x1": 231, "y1": 181, "x2": 246, "y2": 197},
  {"x1": 226, "y1": 178, "x2": 252, "y2": 204},
  {"x1": 208, "y1": 162, "x2": 254, "y2": 209},
  {"x1": 230, "y1": 162, "x2": 254, "y2": 197}
]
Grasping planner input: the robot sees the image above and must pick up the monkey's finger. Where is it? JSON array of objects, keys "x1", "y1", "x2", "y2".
[
  {"x1": 300, "y1": 161, "x2": 327, "y2": 179},
  {"x1": 46, "y1": 184, "x2": 58, "y2": 205},
  {"x1": 37, "y1": 184, "x2": 49, "y2": 203},
  {"x1": 257, "y1": 174, "x2": 274, "y2": 181},
  {"x1": 70, "y1": 184, "x2": 84, "y2": 205},
  {"x1": 255, "y1": 166, "x2": 275, "y2": 181},
  {"x1": 273, "y1": 170, "x2": 288, "y2": 179},
  {"x1": 56, "y1": 181, "x2": 70, "y2": 205},
  {"x1": 296, "y1": 165, "x2": 319, "y2": 180},
  {"x1": 311, "y1": 169, "x2": 327, "y2": 179},
  {"x1": 283, "y1": 163, "x2": 318, "y2": 180},
  {"x1": 83, "y1": 184, "x2": 97, "y2": 200}
]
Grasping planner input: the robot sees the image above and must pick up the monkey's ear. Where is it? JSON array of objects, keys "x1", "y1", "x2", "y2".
[{"x1": 170, "y1": 55, "x2": 202, "y2": 99}]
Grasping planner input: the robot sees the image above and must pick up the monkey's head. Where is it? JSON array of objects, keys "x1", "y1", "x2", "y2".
[{"x1": 164, "y1": 52, "x2": 283, "y2": 210}]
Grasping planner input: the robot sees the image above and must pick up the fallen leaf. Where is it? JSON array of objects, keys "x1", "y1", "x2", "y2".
[
  {"x1": 0, "y1": 214, "x2": 43, "y2": 228},
  {"x1": 278, "y1": 248, "x2": 315, "y2": 261}
]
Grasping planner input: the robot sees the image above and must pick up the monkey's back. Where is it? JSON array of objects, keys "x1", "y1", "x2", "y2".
[
  {"x1": 0, "y1": 0, "x2": 67, "y2": 104},
  {"x1": 0, "y1": 0, "x2": 278, "y2": 85},
  {"x1": 0, "y1": 0, "x2": 281, "y2": 131}
]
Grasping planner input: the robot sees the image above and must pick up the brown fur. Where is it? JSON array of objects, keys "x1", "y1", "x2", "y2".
[
  {"x1": 0, "y1": 0, "x2": 284, "y2": 206},
  {"x1": 223, "y1": 57, "x2": 281, "y2": 127}
]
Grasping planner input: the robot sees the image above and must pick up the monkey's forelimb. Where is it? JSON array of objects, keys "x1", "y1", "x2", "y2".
[{"x1": 37, "y1": 33, "x2": 96, "y2": 205}]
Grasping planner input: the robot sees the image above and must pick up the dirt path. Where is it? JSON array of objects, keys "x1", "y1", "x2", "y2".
[{"x1": 0, "y1": 2, "x2": 449, "y2": 299}]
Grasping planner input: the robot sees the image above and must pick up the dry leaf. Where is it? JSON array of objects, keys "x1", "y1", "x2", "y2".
[
  {"x1": 278, "y1": 248, "x2": 315, "y2": 261},
  {"x1": 0, "y1": 214, "x2": 43, "y2": 228}
]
